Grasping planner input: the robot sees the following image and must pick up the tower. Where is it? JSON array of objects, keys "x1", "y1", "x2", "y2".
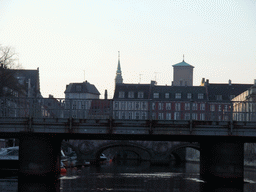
[
  {"x1": 115, "y1": 51, "x2": 123, "y2": 85},
  {"x1": 172, "y1": 56, "x2": 194, "y2": 86}
]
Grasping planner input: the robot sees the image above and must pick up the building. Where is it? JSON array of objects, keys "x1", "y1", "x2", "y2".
[
  {"x1": 65, "y1": 81, "x2": 100, "y2": 100},
  {"x1": 201, "y1": 78, "x2": 253, "y2": 121},
  {"x1": 232, "y1": 80, "x2": 256, "y2": 121},
  {"x1": 113, "y1": 56, "x2": 252, "y2": 121},
  {"x1": 0, "y1": 65, "x2": 41, "y2": 98}
]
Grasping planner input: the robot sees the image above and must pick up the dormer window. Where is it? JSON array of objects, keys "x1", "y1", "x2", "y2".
[
  {"x1": 128, "y1": 91, "x2": 134, "y2": 98},
  {"x1": 138, "y1": 92, "x2": 144, "y2": 98},
  {"x1": 153, "y1": 93, "x2": 159, "y2": 98},
  {"x1": 198, "y1": 93, "x2": 204, "y2": 99},
  {"x1": 175, "y1": 93, "x2": 181, "y2": 99},
  {"x1": 119, "y1": 91, "x2": 125, "y2": 98},
  {"x1": 187, "y1": 93, "x2": 192, "y2": 99},
  {"x1": 216, "y1": 95, "x2": 222, "y2": 101},
  {"x1": 165, "y1": 93, "x2": 169, "y2": 99}
]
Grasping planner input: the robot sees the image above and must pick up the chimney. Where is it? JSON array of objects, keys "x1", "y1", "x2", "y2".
[
  {"x1": 201, "y1": 78, "x2": 205, "y2": 86},
  {"x1": 104, "y1": 89, "x2": 108, "y2": 100},
  {"x1": 254, "y1": 79, "x2": 256, "y2": 86},
  {"x1": 151, "y1": 80, "x2": 156, "y2": 86},
  {"x1": 205, "y1": 79, "x2": 209, "y2": 86},
  {"x1": 229, "y1": 79, "x2": 232, "y2": 86}
]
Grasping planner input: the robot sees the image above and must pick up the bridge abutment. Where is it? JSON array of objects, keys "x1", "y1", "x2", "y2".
[
  {"x1": 18, "y1": 134, "x2": 62, "y2": 192},
  {"x1": 200, "y1": 141, "x2": 244, "y2": 183}
]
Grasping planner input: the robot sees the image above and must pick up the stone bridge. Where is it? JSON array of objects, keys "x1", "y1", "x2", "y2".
[{"x1": 62, "y1": 140, "x2": 200, "y2": 166}]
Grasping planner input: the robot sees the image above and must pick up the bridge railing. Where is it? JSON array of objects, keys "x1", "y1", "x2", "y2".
[{"x1": 1, "y1": 97, "x2": 256, "y2": 122}]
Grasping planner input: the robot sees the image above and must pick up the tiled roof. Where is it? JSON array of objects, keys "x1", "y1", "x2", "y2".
[{"x1": 206, "y1": 83, "x2": 253, "y2": 101}]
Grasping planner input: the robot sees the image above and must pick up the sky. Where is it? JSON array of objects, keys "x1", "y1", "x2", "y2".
[{"x1": 0, "y1": 0, "x2": 256, "y2": 99}]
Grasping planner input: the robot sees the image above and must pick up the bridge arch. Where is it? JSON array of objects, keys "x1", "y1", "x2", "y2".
[
  {"x1": 168, "y1": 143, "x2": 200, "y2": 163},
  {"x1": 93, "y1": 141, "x2": 154, "y2": 161}
]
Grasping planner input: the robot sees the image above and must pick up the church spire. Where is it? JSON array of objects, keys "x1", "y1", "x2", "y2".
[
  {"x1": 117, "y1": 51, "x2": 121, "y2": 73},
  {"x1": 115, "y1": 51, "x2": 123, "y2": 85}
]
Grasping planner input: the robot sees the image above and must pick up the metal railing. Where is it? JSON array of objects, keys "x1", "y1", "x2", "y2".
[{"x1": 1, "y1": 97, "x2": 256, "y2": 122}]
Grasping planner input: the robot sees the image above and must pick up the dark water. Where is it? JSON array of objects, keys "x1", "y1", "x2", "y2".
[{"x1": 2, "y1": 161, "x2": 256, "y2": 191}]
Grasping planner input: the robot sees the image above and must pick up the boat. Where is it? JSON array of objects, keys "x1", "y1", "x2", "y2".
[{"x1": 100, "y1": 153, "x2": 107, "y2": 161}]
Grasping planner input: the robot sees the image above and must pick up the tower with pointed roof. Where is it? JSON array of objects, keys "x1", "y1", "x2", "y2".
[
  {"x1": 172, "y1": 56, "x2": 194, "y2": 86},
  {"x1": 115, "y1": 51, "x2": 123, "y2": 85}
]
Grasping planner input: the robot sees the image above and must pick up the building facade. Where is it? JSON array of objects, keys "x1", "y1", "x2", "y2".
[
  {"x1": 112, "y1": 57, "x2": 252, "y2": 121},
  {"x1": 232, "y1": 80, "x2": 256, "y2": 121}
]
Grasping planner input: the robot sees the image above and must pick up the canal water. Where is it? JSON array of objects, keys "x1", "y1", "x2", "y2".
[{"x1": 2, "y1": 161, "x2": 256, "y2": 191}]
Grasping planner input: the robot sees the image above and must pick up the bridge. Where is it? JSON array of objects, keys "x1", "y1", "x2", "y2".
[{"x1": 0, "y1": 97, "x2": 256, "y2": 190}]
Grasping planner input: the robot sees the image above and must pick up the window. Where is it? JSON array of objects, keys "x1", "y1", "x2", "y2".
[
  {"x1": 153, "y1": 93, "x2": 159, "y2": 98},
  {"x1": 119, "y1": 91, "x2": 125, "y2": 98},
  {"x1": 115, "y1": 112, "x2": 119, "y2": 119},
  {"x1": 187, "y1": 93, "x2": 192, "y2": 99},
  {"x1": 218, "y1": 105, "x2": 222, "y2": 112},
  {"x1": 135, "y1": 102, "x2": 140, "y2": 110},
  {"x1": 121, "y1": 112, "x2": 125, "y2": 119},
  {"x1": 165, "y1": 93, "x2": 169, "y2": 99},
  {"x1": 128, "y1": 112, "x2": 132, "y2": 119},
  {"x1": 138, "y1": 92, "x2": 144, "y2": 98},
  {"x1": 224, "y1": 105, "x2": 228, "y2": 112},
  {"x1": 200, "y1": 113, "x2": 205, "y2": 120},
  {"x1": 152, "y1": 102, "x2": 156, "y2": 110},
  {"x1": 166, "y1": 113, "x2": 172, "y2": 120},
  {"x1": 128, "y1": 102, "x2": 132, "y2": 110},
  {"x1": 185, "y1": 103, "x2": 190, "y2": 110},
  {"x1": 114, "y1": 102, "x2": 119, "y2": 110},
  {"x1": 128, "y1": 91, "x2": 134, "y2": 98},
  {"x1": 158, "y1": 113, "x2": 164, "y2": 120},
  {"x1": 175, "y1": 93, "x2": 181, "y2": 99},
  {"x1": 142, "y1": 112, "x2": 147, "y2": 119},
  {"x1": 72, "y1": 101, "x2": 76, "y2": 109},
  {"x1": 175, "y1": 103, "x2": 180, "y2": 111},
  {"x1": 198, "y1": 93, "x2": 204, "y2": 99},
  {"x1": 174, "y1": 112, "x2": 180, "y2": 120},
  {"x1": 216, "y1": 95, "x2": 222, "y2": 101},
  {"x1": 135, "y1": 112, "x2": 140, "y2": 120},
  {"x1": 121, "y1": 102, "x2": 126, "y2": 110},
  {"x1": 192, "y1": 103, "x2": 197, "y2": 110},
  {"x1": 185, "y1": 113, "x2": 190, "y2": 120},
  {"x1": 192, "y1": 113, "x2": 197, "y2": 120},
  {"x1": 166, "y1": 103, "x2": 171, "y2": 110},
  {"x1": 152, "y1": 113, "x2": 156, "y2": 120},
  {"x1": 142, "y1": 102, "x2": 147, "y2": 110},
  {"x1": 200, "y1": 103, "x2": 205, "y2": 111},
  {"x1": 158, "y1": 103, "x2": 163, "y2": 110},
  {"x1": 210, "y1": 105, "x2": 215, "y2": 111}
]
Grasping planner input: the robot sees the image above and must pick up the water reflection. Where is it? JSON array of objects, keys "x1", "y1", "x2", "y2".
[{"x1": 2, "y1": 161, "x2": 256, "y2": 191}]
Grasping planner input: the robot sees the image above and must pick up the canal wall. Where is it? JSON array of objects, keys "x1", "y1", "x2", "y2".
[{"x1": 186, "y1": 143, "x2": 256, "y2": 167}]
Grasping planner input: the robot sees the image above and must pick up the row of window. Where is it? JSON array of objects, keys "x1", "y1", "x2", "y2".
[
  {"x1": 114, "y1": 111, "x2": 230, "y2": 121},
  {"x1": 114, "y1": 101, "x2": 230, "y2": 112},
  {"x1": 118, "y1": 91, "x2": 236, "y2": 100}
]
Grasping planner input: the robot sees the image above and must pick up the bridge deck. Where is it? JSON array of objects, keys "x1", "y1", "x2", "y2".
[{"x1": 1, "y1": 117, "x2": 256, "y2": 141}]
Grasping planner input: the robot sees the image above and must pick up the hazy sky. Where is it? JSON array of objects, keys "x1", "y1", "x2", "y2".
[{"x1": 1, "y1": 0, "x2": 256, "y2": 98}]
